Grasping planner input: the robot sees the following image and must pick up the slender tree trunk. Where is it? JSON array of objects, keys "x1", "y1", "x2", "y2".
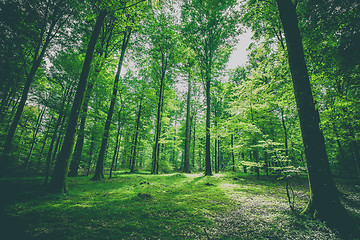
[
  {"x1": 48, "y1": 11, "x2": 107, "y2": 192},
  {"x1": 109, "y1": 107, "x2": 123, "y2": 178},
  {"x1": 276, "y1": 0, "x2": 357, "y2": 233},
  {"x1": 86, "y1": 128, "x2": 96, "y2": 177},
  {"x1": 25, "y1": 106, "x2": 46, "y2": 170},
  {"x1": 36, "y1": 116, "x2": 53, "y2": 170},
  {"x1": 218, "y1": 139, "x2": 221, "y2": 171},
  {"x1": 231, "y1": 134, "x2": 235, "y2": 172},
  {"x1": 44, "y1": 90, "x2": 71, "y2": 183},
  {"x1": 184, "y1": 72, "x2": 192, "y2": 173},
  {"x1": 242, "y1": 152, "x2": 247, "y2": 173},
  {"x1": 281, "y1": 109, "x2": 288, "y2": 157},
  {"x1": 214, "y1": 138, "x2": 218, "y2": 173},
  {"x1": 92, "y1": 27, "x2": 131, "y2": 181},
  {"x1": 205, "y1": 74, "x2": 212, "y2": 176},
  {"x1": 68, "y1": 82, "x2": 95, "y2": 177},
  {"x1": 192, "y1": 116, "x2": 196, "y2": 170},
  {"x1": 130, "y1": 99, "x2": 142, "y2": 173},
  {"x1": 152, "y1": 55, "x2": 167, "y2": 175}
]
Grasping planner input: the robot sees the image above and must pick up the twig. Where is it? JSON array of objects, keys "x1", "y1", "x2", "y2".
[{"x1": 204, "y1": 228, "x2": 210, "y2": 240}]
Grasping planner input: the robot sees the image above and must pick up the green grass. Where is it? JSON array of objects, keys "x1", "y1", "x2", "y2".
[{"x1": 0, "y1": 172, "x2": 358, "y2": 239}]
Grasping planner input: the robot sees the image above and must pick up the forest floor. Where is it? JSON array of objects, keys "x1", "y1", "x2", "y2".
[{"x1": 0, "y1": 172, "x2": 359, "y2": 240}]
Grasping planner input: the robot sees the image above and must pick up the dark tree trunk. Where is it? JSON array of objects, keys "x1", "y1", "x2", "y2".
[
  {"x1": 25, "y1": 106, "x2": 46, "y2": 170},
  {"x1": 281, "y1": 109, "x2": 288, "y2": 157},
  {"x1": 68, "y1": 82, "x2": 95, "y2": 177},
  {"x1": 86, "y1": 128, "x2": 96, "y2": 177},
  {"x1": 192, "y1": 116, "x2": 196, "y2": 169},
  {"x1": 276, "y1": 0, "x2": 358, "y2": 234},
  {"x1": 92, "y1": 28, "x2": 131, "y2": 181},
  {"x1": 242, "y1": 152, "x2": 247, "y2": 173},
  {"x1": 152, "y1": 52, "x2": 167, "y2": 175},
  {"x1": 44, "y1": 89, "x2": 72, "y2": 184},
  {"x1": 35, "y1": 116, "x2": 53, "y2": 170},
  {"x1": 109, "y1": 107, "x2": 123, "y2": 178},
  {"x1": 231, "y1": 134, "x2": 235, "y2": 172},
  {"x1": 130, "y1": 99, "x2": 142, "y2": 173},
  {"x1": 48, "y1": 10, "x2": 107, "y2": 193},
  {"x1": 205, "y1": 75, "x2": 212, "y2": 176},
  {"x1": 214, "y1": 138, "x2": 218, "y2": 173},
  {"x1": 184, "y1": 72, "x2": 192, "y2": 173}
]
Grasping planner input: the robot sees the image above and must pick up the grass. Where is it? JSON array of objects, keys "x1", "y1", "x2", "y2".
[{"x1": 0, "y1": 171, "x2": 359, "y2": 239}]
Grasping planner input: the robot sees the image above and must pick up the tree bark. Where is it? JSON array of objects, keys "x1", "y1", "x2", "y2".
[
  {"x1": 25, "y1": 106, "x2": 46, "y2": 170},
  {"x1": 109, "y1": 106, "x2": 123, "y2": 178},
  {"x1": 48, "y1": 10, "x2": 107, "y2": 193},
  {"x1": 130, "y1": 99, "x2": 142, "y2": 173},
  {"x1": 276, "y1": 0, "x2": 357, "y2": 234},
  {"x1": 92, "y1": 27, "x2": 131, "y2": 181},
  {"x1": 151, "y1": 52, "x2": 167, "y2": 174},
  {"x1": 205, "y1": 74, "x2": 212, "y2": 176},
  {"x1": 231, "y1": 134, "x2": 235, "y2": 172},
  {"x1": 184, "y1": 71, "x2": 192, "y2": 173},
  {"x1": 68, "y1": 81, "x2": 95, "y2": 177}
]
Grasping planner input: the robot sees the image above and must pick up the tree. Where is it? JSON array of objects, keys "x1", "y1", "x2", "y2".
[
  {"x1": 275, "y1": 0, "x2": 359, "y2": 235},
  {"x1": 91, "y1": 26, "x2": 132, "y2": 181},
  {"x1": 48, "y1": 9, "x2": 107, "y2": 192},
  {"x1": 182, "y1": 0, "x2": 240, "y2": 176}
]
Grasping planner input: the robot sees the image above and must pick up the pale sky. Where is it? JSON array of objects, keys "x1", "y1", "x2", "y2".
[{"x1": 227, "y1": 30, "x2": 253, "y2": 70}]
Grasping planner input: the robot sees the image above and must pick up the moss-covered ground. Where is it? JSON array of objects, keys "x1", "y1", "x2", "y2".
[{"x1": 0, "y1": 172, "x2": 359, "y2": 239}]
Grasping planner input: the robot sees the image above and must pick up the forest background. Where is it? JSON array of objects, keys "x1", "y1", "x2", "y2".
[{"x1": 0, "y1": 0, "x2": 359, "y2": 239}]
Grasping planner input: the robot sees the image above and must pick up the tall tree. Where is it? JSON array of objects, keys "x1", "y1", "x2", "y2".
[
  {"x1": 275, "y1": 0, "x2": 359, "y2": 234},
  {"x1": 91, "y1": 26, "x2": 131, "y2": 181},
  {"x1": 48, "y1": 9, "x2": 107, "y2": 192},
  {"x1": 181, "y1": 0, "x2": 239, "y2": 175}
]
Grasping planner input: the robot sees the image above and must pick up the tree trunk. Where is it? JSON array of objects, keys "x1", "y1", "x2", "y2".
[
  {"x1": 130, "y1": 99, "x2": 142, "y2": 173},
  {"x1": 205, "y1": 75, "x2": 212, "y2": 176},
  {"x1": 276, "y1": 0, "x2": 357, "y2": 234},
  {"x1": 231, "y1": 134, "x2": 235, "y2": 172},
  {"x1": 109, "y1": 107, "x2": 123, "y2": 178},
  {"x1": 192, "y1": 116, "x2": 196, "y2": 170},
  {"x1": 48, "y1": 10, "x2": 107, "y2": 193},
  {"x1": 35, "y1": 116, "x2": 53, "y2": 170},
  {"x1": 184, "y1": 72, "x2": 192, "y2": 173},
  {"x1": 151, "y1": 53, "x2": 167, "y2": 175},
  {"x1": 92, "y1": 27, "x2": 131, "y2": 181},
  {"x1": 25, "y1": 106, "x2": 46, "y2": 170},
  {"x1": 281, "y1": 109, "x2": 288, "y2": 157},
  {"x1": 68, "y1": 82, "x2": 95, "y2": 177}
]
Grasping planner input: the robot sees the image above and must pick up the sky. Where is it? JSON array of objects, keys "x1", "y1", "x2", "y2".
[{"x1": 227, "y1": 30, "x2": 253, "y2": 70}]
